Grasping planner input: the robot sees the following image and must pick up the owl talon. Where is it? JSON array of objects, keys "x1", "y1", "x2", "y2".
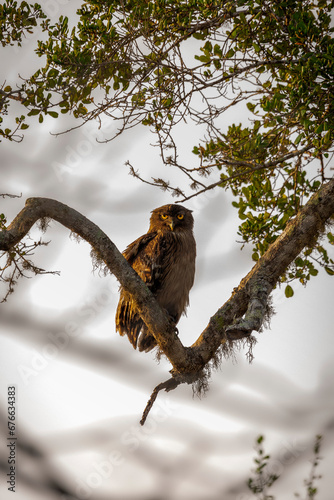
[{"x1": 166, "y1": 312, "x2": 179, "y2": 336}]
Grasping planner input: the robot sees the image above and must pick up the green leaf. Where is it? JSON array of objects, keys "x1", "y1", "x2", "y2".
[
  {"x1": 192, "y1": 32, "x2": 205, "y2": 40},
  {"x1": 203, "y1": 41, "x2": 212, "y2": 53},
  {"x1": 295, "y1": 133, "x2": 304, "y2": 144},
  {"x1": 322, "y1": 130, "x2": 332, "y2": 145},
  {"x1": 195, "y1": 54, "x2": 211, "y2": 64},
  {"x1": 327, "y1": 232, "x2": 334, "y2": 244},
  {"x1": 285, "y1": 285, "x2": 294, "y2": 298},
  {"x1": 315, "y1": 123, "x2": 325, "y2": 134},
  {"x1": 214, "y1": 44, "x2": 222, "y2": 57},
  {"x1": 225, "y1": 48, "x2": 234, "y2": 58}
]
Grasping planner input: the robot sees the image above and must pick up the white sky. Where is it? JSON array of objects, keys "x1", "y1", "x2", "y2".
[{"x1": 1, "y1": 3, "x2": 334, "y2": 499}]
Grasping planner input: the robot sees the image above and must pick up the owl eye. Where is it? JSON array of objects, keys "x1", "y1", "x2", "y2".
[
  {"x1": 160, "y1": 214, "x2": 168, "y2": 220},
  {"x1": 177, "y1": 214, "x2": 184, "y2": 220}
]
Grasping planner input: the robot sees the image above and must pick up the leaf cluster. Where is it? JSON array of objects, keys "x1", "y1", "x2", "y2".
[
  {"x1": 0, "y1": 1, "x2": 48, "y2": 140},
  {"x1": 0, "y1": 0, "x2": 47, "y2": 47},
  {"x1": 247, "y1": 435, "x2": 279, "y2": 499}
]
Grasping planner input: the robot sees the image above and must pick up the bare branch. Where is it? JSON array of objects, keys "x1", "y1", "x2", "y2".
[{"x1": 0, "y1": 192, "x2": 22, "y2": 199}]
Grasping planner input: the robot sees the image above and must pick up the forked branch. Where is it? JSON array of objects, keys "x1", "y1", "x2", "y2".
[{"x1": 1, "y1": 178, "x2": 334, "y2": 421}]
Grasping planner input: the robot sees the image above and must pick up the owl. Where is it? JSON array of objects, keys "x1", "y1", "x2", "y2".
[{"x1": 115, "y1": 204, "x2": 196, "y2": 352}]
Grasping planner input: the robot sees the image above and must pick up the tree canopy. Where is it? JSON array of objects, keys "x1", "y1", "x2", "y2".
[{"x1": 1, "y1": 0, "x2": 334, "y2": 298}]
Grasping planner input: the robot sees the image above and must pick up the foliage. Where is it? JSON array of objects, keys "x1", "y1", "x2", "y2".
[
  {"x1": 247, "y1": 435, "x2": 279, "y2": 500},
  {"x1": 0, "y1": 1, "x2": 48, "y2": 140},
  {"x1": 247, "y1": 435, "x2": 323, "y2": 500},
  {"x1": 1, "y1": 0, "x2": 334, "y2": 292},
  {"x1": 295, "y1": 435, "x2": 323, "y2": 500},
  {"x1": 0, "y1": 1, "x2": 46, "y2": 47},
  {"x1": 0, "y1": 0, "x2": 48, "y2": 142}
]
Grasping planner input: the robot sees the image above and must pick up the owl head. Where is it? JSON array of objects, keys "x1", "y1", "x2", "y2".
[{"x1": 149, "y1": 204, "x2": 194, "y2": 233}]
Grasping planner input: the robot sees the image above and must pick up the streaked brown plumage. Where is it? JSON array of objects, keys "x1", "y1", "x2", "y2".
[{"x1": 115, "y1": 204, "x2": 196, "y2": 352}]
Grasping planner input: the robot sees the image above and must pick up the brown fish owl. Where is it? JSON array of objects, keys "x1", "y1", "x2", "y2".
[{"x1": 115, "y1": 204, "x2": 196, "y2": 352}]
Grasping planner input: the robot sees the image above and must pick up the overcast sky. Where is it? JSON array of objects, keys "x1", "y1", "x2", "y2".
[{"x1": 1, "y1": 4, "x2": 334, "y2": 500}]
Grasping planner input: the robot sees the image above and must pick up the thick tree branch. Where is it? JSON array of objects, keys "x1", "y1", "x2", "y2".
[
  {"x1": 190, "y1": 177, "x2": 334, "y2": 367},
  {"x1": 225, "y1": 278, "x2": 272, "y2": 338},
  {"x1": 1, "y1": 179, "x2": 334, "y2": 385},
  {"x1": 0, "y1": 197, "x2": 189, "y2": 370}
]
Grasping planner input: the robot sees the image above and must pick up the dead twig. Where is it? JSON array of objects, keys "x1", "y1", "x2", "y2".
[{"x1": 0, "y1": 193, "x2": 22, "y2": 199}]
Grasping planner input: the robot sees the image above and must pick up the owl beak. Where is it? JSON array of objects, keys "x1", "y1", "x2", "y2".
[{"x1": 168, "y1": 218, "x2": 174, "y2": 231}]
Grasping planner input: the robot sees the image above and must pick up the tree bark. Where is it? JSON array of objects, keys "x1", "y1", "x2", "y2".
[{"x1": 1, "y1": 178, "x2": 334, "y2": 381}]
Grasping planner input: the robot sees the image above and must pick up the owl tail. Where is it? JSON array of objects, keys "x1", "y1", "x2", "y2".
[
  {"x1": 115, "y1": 294, "x2": 143, "y2": 349},
  {"x1": 137, "y1": 329, "x2": 157, "y2": 352}
]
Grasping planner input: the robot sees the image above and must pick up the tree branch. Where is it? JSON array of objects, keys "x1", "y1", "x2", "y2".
[
  {"x1": 179, "y1": 144, "x2": 313, "y2": 203},
  {"x1": 191, "y1": 177, "x2": 334, "y2": 362},
  {"x1": 0, "y1": 192, "x2": 22, "y2": 199},
  {"x1": 0, "y1": 197, "x2": 189, "y2": 370},
  {"x1": 140, "y1": 377, "x2": 180, "y2": 426},
  {"x1": 226, "y1": 278, "x2": 272, "y2": 339},
  {"x1": 1, "y1": 179, "x2": 334, "y2": 408}
]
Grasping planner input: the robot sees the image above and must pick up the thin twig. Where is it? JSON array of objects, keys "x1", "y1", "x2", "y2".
[
  {"x1": 0, "y1": 193, "x2": 22, "y2": 199},
  {"x1": 179, "y1": 144, "x2": 313, "y2": 202}
]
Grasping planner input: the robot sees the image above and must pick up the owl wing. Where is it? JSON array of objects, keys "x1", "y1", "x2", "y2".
[
  {"x1": 123, "y1": 232, "x2": 157, "y2": 265},
  {"x1": 115, "y1": 231, "x2": 158, "y2": 348}
]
